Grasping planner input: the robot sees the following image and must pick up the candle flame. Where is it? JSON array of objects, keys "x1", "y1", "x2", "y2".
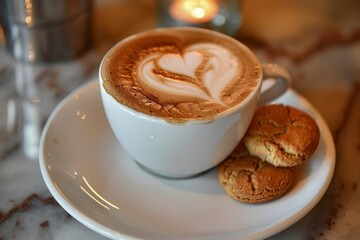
[
  {"x1": 170, "y1": 0, "x2": 219, "y2": 24},
  {"x1": 192, "y1": 7, "x2": 206, "y2": 19}
]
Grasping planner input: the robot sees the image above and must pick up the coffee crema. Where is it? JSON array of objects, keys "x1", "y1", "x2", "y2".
[{"x1": 101, "y1": 28, "x2": 261, "y2": 122}]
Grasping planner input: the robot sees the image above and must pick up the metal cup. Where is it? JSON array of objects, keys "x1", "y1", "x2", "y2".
[{"x1": 0, "y1": 0, "x2": 92, "y2": 62}]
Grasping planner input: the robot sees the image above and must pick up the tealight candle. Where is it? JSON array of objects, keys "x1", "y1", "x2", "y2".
[
  {"x1": 169, "y1": 0, "x2": 219, "y2": 24},
  {"x1": 158, "y1": 0, "x2": 242, "y2": 36}
]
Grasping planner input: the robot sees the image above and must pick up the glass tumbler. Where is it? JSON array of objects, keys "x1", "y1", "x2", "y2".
[{"x1": 0, "y1": 66, "x2": 19, "y2": 158}]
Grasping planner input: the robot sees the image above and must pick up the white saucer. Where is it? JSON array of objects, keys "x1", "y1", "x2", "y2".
[{"x1": 39, "y1": 79, "x2": 335, "y2": 240}]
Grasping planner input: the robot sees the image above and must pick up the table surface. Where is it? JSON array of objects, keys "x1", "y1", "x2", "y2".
[{"x1": 1, "y1": 0, "x2": 360, "y2": 239}]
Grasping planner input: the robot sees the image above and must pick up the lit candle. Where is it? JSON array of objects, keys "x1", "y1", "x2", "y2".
[{"x1": 170, "y1": 0, "x2": 219, "y2": 24}]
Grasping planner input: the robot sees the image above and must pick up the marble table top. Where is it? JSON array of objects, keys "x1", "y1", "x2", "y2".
[{"x1": 1, "y1": 0, "x2": 360, "y2": 239}]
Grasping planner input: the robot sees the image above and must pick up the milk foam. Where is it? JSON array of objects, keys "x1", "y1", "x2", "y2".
[
  {"x1": 137, "y1": 43, "x2": 239, "y2": 106},
  {"x1": 101, "y1": 28, "x2": 261, "y2": 121}
]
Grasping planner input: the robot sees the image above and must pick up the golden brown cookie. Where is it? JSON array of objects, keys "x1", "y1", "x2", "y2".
[
  {"x1": 243, "y1": 104, "x2": 320, "y2": 167},
  {"x1": 229, "y1": 140, "x2": 249, "y2": 158},
  {"x1": 218, "y1": 155, "x2": 296, "y2": 203}
]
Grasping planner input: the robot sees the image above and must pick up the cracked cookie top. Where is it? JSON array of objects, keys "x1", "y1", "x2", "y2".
[
  {"x1": 218, "y1": 154, "x2": 296, "y2": 203},
  {"x1": 243, "y1": 104, "x2": 320, "y2": 167}
]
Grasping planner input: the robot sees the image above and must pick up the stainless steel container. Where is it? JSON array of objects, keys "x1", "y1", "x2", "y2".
[{"x1": 0, "y1": 0, "x2": 92, "y2": 62}]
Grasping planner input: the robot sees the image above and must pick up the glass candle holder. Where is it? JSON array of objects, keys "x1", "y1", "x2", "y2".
[{"x1": 157, "y1": 0, "x2": 242, "y2": 36}]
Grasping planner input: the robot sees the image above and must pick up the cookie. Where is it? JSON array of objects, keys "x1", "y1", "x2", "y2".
[
  {"x1": 218, "y1": 155, "x2": 296, "y2": 203},
  {"x1": 243, "y1": 104, "x2": 320, "y2": 167},
  {"x1": 228, "y1": 140, "x2": 249, "y2": 158}
]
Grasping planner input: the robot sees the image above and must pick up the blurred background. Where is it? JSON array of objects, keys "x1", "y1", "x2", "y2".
[
  {"x1": 1, "y1": 0, "x2": 359, "y2": 159},
  {"x1": 0, "y1": 0, "x2": 360, "y2": 239}
]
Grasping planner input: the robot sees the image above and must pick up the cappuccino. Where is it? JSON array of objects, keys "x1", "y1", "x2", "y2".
[{"x1": 101, "y1": 28, "x2": 261, "y2": 122}]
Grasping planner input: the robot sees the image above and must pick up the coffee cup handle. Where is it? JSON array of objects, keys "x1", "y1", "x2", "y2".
[{"x1": 258, "y1": 63, "x2": 291, "y2": 105}]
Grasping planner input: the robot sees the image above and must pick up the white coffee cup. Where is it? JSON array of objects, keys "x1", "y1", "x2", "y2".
[{"x1": 99, "y1": 27, "x2": 291, "y2": 178}]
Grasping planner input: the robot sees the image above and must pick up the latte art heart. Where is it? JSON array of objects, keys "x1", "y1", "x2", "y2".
[
  {"x1": 158, "y1": 51, "x2": 202, "y2": 79},
  {"x1": 137, "y1": 43, "x2": 241, "y2": 106}
]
